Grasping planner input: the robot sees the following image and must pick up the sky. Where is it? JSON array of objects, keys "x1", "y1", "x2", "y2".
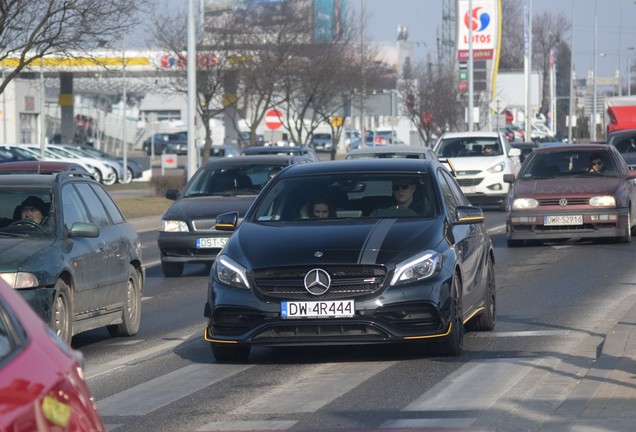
[
  {"x1": 362, "y1": 0, "x2": 636, "y2": 81},
  {"x1": 148, "y1": 1, "x2": 636, "y2": 82}
]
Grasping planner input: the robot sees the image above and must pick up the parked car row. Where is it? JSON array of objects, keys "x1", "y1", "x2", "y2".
[{"x1": 0, "y1": 143, "x2": 143, "y2": 184}]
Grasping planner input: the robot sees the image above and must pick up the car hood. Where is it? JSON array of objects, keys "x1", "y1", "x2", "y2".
[
  {"x1": 513, "y1": 176, "x2": 624, "y2": 196},
  {"x1": 162, "y1": 195, "x2": 257, "y2": 220},
  {"x1": 0, "y1": 236, "x2": 54, "y2": 270},
  {"x1": 227, "y1": 219, "x2": 444, "y2": 268},
  {"x1": 449, "y1": 156, "x2": 508, "y2": 173}
]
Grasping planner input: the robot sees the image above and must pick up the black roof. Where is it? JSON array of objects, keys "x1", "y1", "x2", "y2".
[
  {"x1": 277, "y1": 158, "x2": 441, "y2": 177},
  {"x1": 201, "y1": 154, "x2": 309, "y2": 167}
]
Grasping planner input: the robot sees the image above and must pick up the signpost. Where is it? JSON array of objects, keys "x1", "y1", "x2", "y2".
[
  {"x1": 265, "y1": 109, "x2": 283, "y2": 130},
  {"x1": 265, "y1": 109, "x2": 283, "y2": 144}
]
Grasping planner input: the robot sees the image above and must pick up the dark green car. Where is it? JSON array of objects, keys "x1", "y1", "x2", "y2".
[{"x1": 0, "y1": 171, "x2": 144, "y2": 345}]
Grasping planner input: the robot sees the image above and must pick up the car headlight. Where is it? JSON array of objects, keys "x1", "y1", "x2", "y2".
[
  {"x1": 391, "y1": 251, "x2": 442, "y2": 286},
  {"x1": 160, "y1": 220, "x2": 189, "y2": 232},
  {"x1": 0, "y1": 272, "x2": 39, "y2": 289},
  {"x1": 213, "y1": 255, "x2": 250, "y2": 289},
  {"x1": 487, "y1": 162, "x2": 505, "y2": 173},
  {"x1": 589, "y1": 195, "x2": 616, "y2": 207},
  {"x1": 512, "y1": 198, "x2": 539, "y2": 210}
]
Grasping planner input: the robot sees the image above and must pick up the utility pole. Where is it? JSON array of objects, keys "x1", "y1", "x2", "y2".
[{"x1": 186, "y1": 0, "x2": 197, "y2": 179}]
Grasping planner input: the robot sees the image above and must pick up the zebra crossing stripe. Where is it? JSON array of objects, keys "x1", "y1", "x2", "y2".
[
  {"x1": 403, "y1": 358, "x2": 539, "y2": 412},
  {"x1": 97, "y1": 363, "x2": 252, "y2": 417},
  {"x1": 196, "y1": 420, "x2": 297, "y2": 431},
  {"x1": 234, "y1": 362, "x2": 396, "y2": 414}
]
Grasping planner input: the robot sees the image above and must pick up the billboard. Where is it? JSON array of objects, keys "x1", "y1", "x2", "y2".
[
  {"x1": 457, "y1": 0, "x2": 498, "y2": 60},
  {"x1": 314, "y1": 0, "x2": 346, "y2": 42}
]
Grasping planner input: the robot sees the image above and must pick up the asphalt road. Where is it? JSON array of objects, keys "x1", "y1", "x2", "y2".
[{"x1": 70, "y1": 210, "x2": 636, "y2": 432}]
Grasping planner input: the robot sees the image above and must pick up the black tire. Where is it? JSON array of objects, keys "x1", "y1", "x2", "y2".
[
  {"x1": 101, "y1": 168, "x2": 117, "y2": 186},
  {"x1": 161, "y1": 261, "x2": 184, "y2": 277},
  {"x1": 211, "y1": 343, "x2": 251, "y2": 362},
  {"x1": 437, "y1": 272, "x2": 464, "y2": 356},
  {"x1": 619, "y1": 210, "x2": 632, "y2": 243},
  {"x1": 122, "y1": 167, "x2": 134, "y2": 184},
  {"x1": 466, "y1": 258, "x2": 496, "y2": 332},
  {"x1": 51, "y1": 279, "x2": 73, "y2": 345},
  {"x1": 107, "y1": 265, "x2": 142, "y2": 337},
  {"x1": 92, "y1": 168, "x2": 102, "y2": 183}
]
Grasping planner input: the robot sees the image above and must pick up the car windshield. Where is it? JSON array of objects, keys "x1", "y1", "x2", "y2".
[
  {"x1": 520, "y1": 150, "x2": 619, "y2": 179},
  {"x1": 0, "y1": 190, "x2": 55, "y2": 236},
  {"x1": 251, "y1": 173, "x2": 437, "y2": 221},
  {"x1": 183, "y1": 164, "x2": 284, "y2": 197},
  {"x1": 435, "y1": 137, "x2": 501, "y2": 157}
]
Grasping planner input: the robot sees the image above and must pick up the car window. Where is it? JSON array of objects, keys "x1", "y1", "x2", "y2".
[
  {"x1": 75, "y1": 183, "x2": 111, "y2": 227},
  {"x1": 62, "y1": 184, "x2": 91, "y2": 229},
  {"x1": 521, "y1": 150, "x2": 618, "y2": 178},
  {"x1": 435, "y1": 137, "x2": 500, "y2": 158},
  {"x1": 438, "y1": 170, "x2": 460, "y2": 219},
  {"x1": 0, "y1": 297, "x2": 24, "y2": 362},
  {"x1": 252, "y1": 173, "x2": 436, "y2": 221},
  {"x1": 90, "y1": 183, "x2": 126, "y2": 224},
  {"x1": 0, "y1": 190, "x2": 53, "y2": 233},
  {"x1": 184, "y1": 164, "x2": 283, "y2": 197},
  {"x1": 611, "y1": 136, "x2": 636, "y2": 154}
]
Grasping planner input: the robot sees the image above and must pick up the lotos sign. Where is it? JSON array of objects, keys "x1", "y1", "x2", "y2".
[{"x1": 457, "y1": 0, "x2": 497, "y2": 60}]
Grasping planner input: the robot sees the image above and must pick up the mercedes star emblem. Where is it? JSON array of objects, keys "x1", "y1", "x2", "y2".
[{"x1": 303, "y1": 268, "x2": 331, "y2": 296}]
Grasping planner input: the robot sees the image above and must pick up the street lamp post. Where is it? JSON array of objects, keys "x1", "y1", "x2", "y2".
[
  {"x1": 592, "y1": 0, "x2": 598, "y2": 142},
  {"x1": 628, "y1": 47, "x2": 635, "y2": 97}
]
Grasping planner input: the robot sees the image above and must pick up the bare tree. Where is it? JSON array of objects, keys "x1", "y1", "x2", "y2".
[
  {"x1": 532, "y1": 10, "x2": 571, "y2": 116},
  {"x1": 0, "y1": 0, "x2": 145, "y2": 94},
  {"x1": 149, "y1": 6, "x2": 233, "y2": 162},
  {"x1": 398, "y1": 56, "x2": 462, "y2": 146},
  {"x1": 499, "y1": 0, "x2": 525, "y2": 71}
]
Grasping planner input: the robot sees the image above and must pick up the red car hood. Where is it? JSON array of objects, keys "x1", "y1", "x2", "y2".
[{"x1": 514, "y1": 176, "x2": 622, "y2": 197}]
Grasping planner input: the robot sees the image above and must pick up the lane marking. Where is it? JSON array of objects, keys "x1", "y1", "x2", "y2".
[{"x1": 381, "y1": 418, "x2": 478, "y2": 429}]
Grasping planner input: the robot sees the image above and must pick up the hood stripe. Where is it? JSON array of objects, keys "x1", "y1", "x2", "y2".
[{"x1": 358, "y1": 219, "x2": 396, "y2": 264}]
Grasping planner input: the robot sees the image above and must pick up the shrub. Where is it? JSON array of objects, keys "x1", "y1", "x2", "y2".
[{"x1": 150, "y1": 175, "x2": 186, "y2": 197}]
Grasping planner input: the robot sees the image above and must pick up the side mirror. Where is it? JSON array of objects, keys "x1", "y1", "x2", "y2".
[
  {"x1": 509, "y1": 148, "x2": 522, "y2": 157},
  {"x1": 165, "y1": 189, "x2": 180, "y2": 201},
  {"x1": 503, "y1": 173, "x2": 516, "y2": 183},
  {"x1": 68, "y1": 222, "x2": 99, "y2": 238},
  {"x1": 215, "y1": 211, "x2": 239, "y2": 231},
  {"x1": 454, "y1": 206, "x2": 484, "y2": 224}
]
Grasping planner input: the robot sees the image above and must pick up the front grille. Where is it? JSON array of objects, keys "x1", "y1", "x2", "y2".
[
  {"x1": 538, "y1": 198, "x2": 590, "y2": 206},
  {"x1": 192, "y1": 219, "x2": 216, "y2": 231},
  {"x1": 252, "y1": 323, "x2": 388, "y2": 341},
  {"x1": 456, "y1": 178, "x2": 483, "y2": 187},
  {"x1": 252, "y1": 265, "x2": 387, "y2": 301}
]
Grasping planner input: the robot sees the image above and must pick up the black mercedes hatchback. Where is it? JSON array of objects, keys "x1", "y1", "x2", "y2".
[{"x1": 204, "y1": 158, "x2": 496, "y2": 361}]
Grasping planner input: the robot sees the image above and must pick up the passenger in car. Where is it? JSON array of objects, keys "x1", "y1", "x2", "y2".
[{"x1": 299, "y1": 196, "x2": 335, "y2": 219}]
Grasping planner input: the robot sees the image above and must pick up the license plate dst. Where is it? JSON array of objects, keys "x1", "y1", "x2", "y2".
[
  {"x1": 544, "y1": 215, "x2": 583, "y2": 226},
  {"x1": 281, "y1": 300, "x2": 354, "y2": 319},
  {"x1": 196, "y1": 237, "x2": 228, "y2": 249}
]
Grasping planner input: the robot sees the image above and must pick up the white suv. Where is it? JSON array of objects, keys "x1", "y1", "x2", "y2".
[{"x1": 433, "y1": 131, "x2": 521, "y2": 208}]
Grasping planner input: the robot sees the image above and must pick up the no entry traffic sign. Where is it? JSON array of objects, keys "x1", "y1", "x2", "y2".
[{"x1": 265, "y1": 109, "x2": 283, "y2": 130}]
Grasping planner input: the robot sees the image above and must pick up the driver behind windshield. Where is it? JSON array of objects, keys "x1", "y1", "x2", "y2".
[{"x1": 20, "y1": 196, "x2": 47, "y2": 224}]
